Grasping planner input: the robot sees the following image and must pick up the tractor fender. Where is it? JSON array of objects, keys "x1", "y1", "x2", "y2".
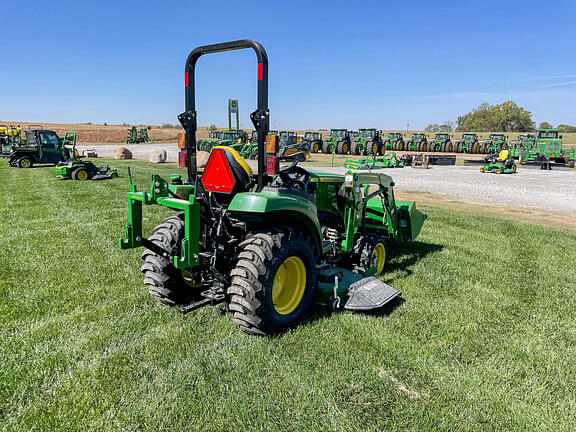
[{"x1": 228, "y1": 191, "x2": 323, "y2": 258}]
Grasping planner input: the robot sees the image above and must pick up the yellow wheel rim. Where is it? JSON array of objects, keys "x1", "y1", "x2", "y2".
[
  {"x1": 272, "y1": 256, "x2": 306, "y2": 315},
  {"x1": 21, "y1": 159, "x2": 30, "y2": 168},
  {"x1": 372, "y1": 143, "x2": 378, "y2": 154},
  {"x1": 343, "y1": 143, "x2": 349, "y2": 153},
  {"x1": 313, "y1": 143, "x2": 319, "y2": 152},
  {"x1": 371, "y1": 243, "x2": 386, "y2": 275},
  {"x1": 77, "y1": 170, "x2": 88, "y2": 181}
]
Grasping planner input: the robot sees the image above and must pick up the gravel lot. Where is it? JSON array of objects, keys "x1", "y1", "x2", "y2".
[{"x1": 79, "y1": 143, "x2": 576, "y2": 214}]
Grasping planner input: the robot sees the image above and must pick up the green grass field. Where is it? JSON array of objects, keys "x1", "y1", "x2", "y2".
[{"x1": 1, "y1": 160, "x2": 575, "y2": 431}]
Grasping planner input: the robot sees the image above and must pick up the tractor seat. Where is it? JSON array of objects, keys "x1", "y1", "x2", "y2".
[
  {"x1": 201, "y1": 146, "x2": 253, "y2": 195},
  {"x1": 497, "y1": 150, "x2": 509, "y2": 162}
]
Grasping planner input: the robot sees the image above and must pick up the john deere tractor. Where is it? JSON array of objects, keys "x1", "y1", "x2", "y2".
[
  {"x1": 383, "y1": 133, "x2": 405, "y2": 151},
  {"x1": 405, "y1": 133, "x2": 427, "y2": 152},
  {"x1": 322, "y1": 129, "x2": 350, "y2": 154},
  {"x1": 513, "y1": 129, "x2": 575, "y2": 168},
  {"x1": 482, "y1": 134, "x2": 509, "y2": 154},
  {"x1": 119, "y1": 40, "x2": 427, "y2": 336},
  {"x1": 304, "y1": 132, "x2": 323, "y2": 153},
  {"x1": 455, "y1": 133, "x2": 479, "y2": 153},
  {"x1": 428, "y1": 133, "x2": 453, "y2": 152},
  {"x1": 350, "y1": 128, "x2": 381, "y2": 155}
]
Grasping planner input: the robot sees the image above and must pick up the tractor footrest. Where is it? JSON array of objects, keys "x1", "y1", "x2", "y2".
[{"x1": 343, "y1": 277, "x2": 400, "y2": 311}]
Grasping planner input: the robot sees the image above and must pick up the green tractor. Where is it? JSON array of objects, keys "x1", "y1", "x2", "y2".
[
  {"x1": 482, "y1": 134, "x2": 509, "y2": 154},
  {"x1": 322, "y1": 129, "x2": 350, "y2": 154},
  {"x1": 405, "y1": 133, "x2": 427, "y2": 152},
  {"x1": 427, "y1": 133, "x2": 453, "y2": 152},
  {"x1": 480, "y1": 150, "x2": 517, "y2": 174},
  {"x1": 304, "y1": 131, "x2": 323, "y2": 153},
  {"x1": 7, "y1": 127, "x2": 76, "y2": 168},
  {"x1": 455, "y1": 133, "x2": 479, "y2": 153},
  {"x1": 55, "y1": 132, "x2": 118, "y2": 180},
  {"x1": 119, "y1": 40, "x2": 427, "y2": 335},
  {"x1": 383, "y1": 132, "x2": 405, "y2": 151},
  {"x1": 350, "y1": 128, "x2": 382, "y2": 155},
  {"x1": 514, "y1": 129, "x2": 575, "y2": 168}
]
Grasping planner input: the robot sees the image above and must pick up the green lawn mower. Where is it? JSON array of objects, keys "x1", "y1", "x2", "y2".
[
  {"x1": 118, "y1": 40, "x2": 427, "y2": 336},
  {"x1": 55, "y1": 132, "x2": 118, "y2": 180},
  {"x1": 344, "y1": 152, "x2": 404, "y2": 169},
  {"x1": 480, "y1": 150, "x2": 517, "y2": 174}
]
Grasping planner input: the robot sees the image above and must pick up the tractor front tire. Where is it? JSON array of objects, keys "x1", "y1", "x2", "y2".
[
  {"x1": 353, "y1": 234, "x2": 387, "y2": 276},
  {"x1": 72, "y1": 167, "x2": 89, "y2": 181},
  {"x1": 141, "y1": 214, "x2": 196, "y2": 306},
  {"x1": 228, "y1": 229, "x2": 317, "y2": 336},
  {"x1": 17, "y1": 157, "x2": 33, "y2": 168}
]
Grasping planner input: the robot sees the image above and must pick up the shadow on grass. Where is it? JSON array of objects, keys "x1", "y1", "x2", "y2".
[{"x1": 382, "y1": 241, "x2": 444, "y2": 284}]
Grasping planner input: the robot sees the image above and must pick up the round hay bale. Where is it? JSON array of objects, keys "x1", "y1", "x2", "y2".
[
  {"x1": 197, "y1": 151, "x2": 210, "y2": 169},
  {"x1": 149, "y1": 149, "x2": 167, "y2": 164},
  {"x1": 114, "y1": 147, "x2": 133, "y2": 160}
]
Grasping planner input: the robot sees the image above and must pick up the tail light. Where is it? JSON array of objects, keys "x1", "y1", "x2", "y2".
[{"x1": 266, "y1": 156, "x2": 277, "y2": 175}]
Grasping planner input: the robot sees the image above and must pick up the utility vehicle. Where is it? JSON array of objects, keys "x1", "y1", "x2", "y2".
[
  {"x1": 7, "y1": 128, "x2": 75, "y2": 168},
  {"x1": 119, "y1": 40, "x2": 427, "y2": 335}
]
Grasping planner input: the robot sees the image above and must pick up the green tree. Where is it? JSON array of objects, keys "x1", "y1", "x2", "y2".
[
  {"x1": 538, "y1": 121, "x2": 554, "y2": 129},
  {"x1": 558, "y1": 124, "x2": 576, "y2": 133},
  {"x1": 456, "y1": 101, "x2": 535, "y2": 132}
]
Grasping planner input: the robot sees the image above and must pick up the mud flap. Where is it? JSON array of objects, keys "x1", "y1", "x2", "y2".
[{"x1": 343, "y1": 276, "x2": 400, "y2": 311}]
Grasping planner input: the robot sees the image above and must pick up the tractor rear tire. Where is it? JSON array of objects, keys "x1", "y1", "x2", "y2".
[
  {"x1": 367, "y1": 141, "x2": 378, "y2": 156},
  {"x1": 17, "y1": 157, "x2": 33, "y2": 168},
  {"x1": 140, "y1": 214, "x2": 196, "y2": 306},
  {"x1": 72, "y1": 167, "x2": 89, "y2": 181},
  {"x1": 228, "y1": 229, "x2": 317, "y2": 336},
  {"x1": 350, "y1": 141, "x2": 359, "y2": 155},
  {"x1": 353, "y1": 234, "x2": 388, "y2": 276},
  {"x1": 337, "y1": 140, "x2": 349, "y2": 155},
  {"x1": 322, "y1": 142, "x2": 331, "y2": 154},
  {"x1": 312, "y1": 142, "x2": 320, "y2": 153},
  {"x1": 569, "y1": 160, "x2": 575, "y2": 169}
]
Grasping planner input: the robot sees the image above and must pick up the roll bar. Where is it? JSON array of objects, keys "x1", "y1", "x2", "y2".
[{"x1": 177, "y1": 39, "x2": 271, "y2": 190}]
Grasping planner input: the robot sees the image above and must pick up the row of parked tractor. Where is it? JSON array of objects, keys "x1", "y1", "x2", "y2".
[
  {"x1": 0, "y1": 124, "x2": 117, "y2": 179},
  {"x1": 197, "y1": 127, "x2": 575, "y2": 169},
  {"x1": 308, "y1": 128, "x2": 574, "y2": 163}
]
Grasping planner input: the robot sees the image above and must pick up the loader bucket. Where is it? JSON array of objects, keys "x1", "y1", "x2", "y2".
[{"x1": 396, "y1": 201, "x2": 427, "y2": 241}]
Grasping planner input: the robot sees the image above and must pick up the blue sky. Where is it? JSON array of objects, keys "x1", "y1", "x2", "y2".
[{"x1": 2, "y1": 0, "x2": 575, "y2": 130}]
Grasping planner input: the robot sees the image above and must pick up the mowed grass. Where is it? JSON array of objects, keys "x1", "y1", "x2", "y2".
[{"x1": 1, "y1": 160, "x2": 575, "y2": 432}]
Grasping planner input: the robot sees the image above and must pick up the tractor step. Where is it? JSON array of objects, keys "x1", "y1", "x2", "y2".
[{"x1": 343, "y1": 276, "x2": 400, "y2": 311}]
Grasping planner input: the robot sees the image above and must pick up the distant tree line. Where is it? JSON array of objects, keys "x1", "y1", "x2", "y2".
[{"x1": 424, "y1": 101, "x2": 576, "y2": 133}]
